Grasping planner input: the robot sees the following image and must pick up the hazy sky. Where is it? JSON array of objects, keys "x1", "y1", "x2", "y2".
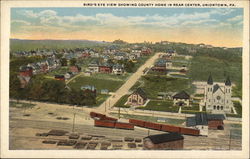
[{"x1": 11, "y1": 8, "x2": 243, "y2": 47}]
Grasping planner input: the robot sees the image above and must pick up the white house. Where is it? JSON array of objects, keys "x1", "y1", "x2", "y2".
[
  {"x1": 173, "y1": 91, "x2": 190, "y2": 106},
  {"x1": 112, "y1": 64, "x2": 124, "y2": 75}
]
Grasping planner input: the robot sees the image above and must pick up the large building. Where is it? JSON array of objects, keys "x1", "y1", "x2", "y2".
[
  {"x1": 143, "y1": 133, "x2": 184, "y2": 150},
  {"x1": 203, "y1": 75, "x2": 233, "y2": 114}
]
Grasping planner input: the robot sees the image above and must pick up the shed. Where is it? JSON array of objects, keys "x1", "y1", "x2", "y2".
[{"x1": 143, "y1": 133, "x2": 184, "y2": 150}]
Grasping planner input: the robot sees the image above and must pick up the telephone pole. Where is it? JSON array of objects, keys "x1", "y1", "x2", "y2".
[{"x1": 72, "y1": 113, "x2": 76, "y2": 133}]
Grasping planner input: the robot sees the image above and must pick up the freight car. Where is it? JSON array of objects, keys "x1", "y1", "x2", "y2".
[
  {"x1": 94, "y1": 120, "x2": 115, "y2": 128},
  {"x1": 115, "y1": 122, "x2": 134, "y2": 130},
  {"x1": 101, "y1": 116, "x2": 118, "y2": 121},
  {"x1": 144, "y1": 121, "x2": 162, "y2": 131},
  {"x1": 179, "y1": 127, "x2": 200, "y2": 136},
  {"x1": 161, "y1": 124, "x2": 181, "y2": 133},
  {"x1": 129, "y1": 119, "x2": 145, "y2": 127},
  {"x1": 90, "y1": 112, "x2": 105, "y2": 119}
]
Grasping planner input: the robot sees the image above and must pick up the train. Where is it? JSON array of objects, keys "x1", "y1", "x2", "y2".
[
  {"x1": 90, "y1": 112, "x2": 200, "y2": 136},
  {"x1": 129, "y1": 119, "x2": 200, "y2": 136},
  {"x1": 90, "y1": 112, "x2": 134, "y2": 130}
]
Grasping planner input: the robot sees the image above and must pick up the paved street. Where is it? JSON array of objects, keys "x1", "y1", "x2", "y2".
[{"x1": 95, "y1": 52, "x2": 162, "y2": 113}]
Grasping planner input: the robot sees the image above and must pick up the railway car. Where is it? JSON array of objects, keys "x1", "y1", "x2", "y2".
[
  {"x1": 144, "y1": 121, "x2": 162, "y2": 131},
  {"x1": 101, "y1": 116, "x2": 118, "y2": 121},
  {"x1": 115, "y1": 122, "x2": 134, "y2": 130},
  {"x1": 161, "y1": 124, "x2": 181, "y2": 133},
  {"x1": 179, "y1": 127, "x2": 200, "y2": 136},
  {"x1": 129, "y1": 119, "x2": 145, "y2": 127},
  {"x1": 94, "y1": 120, "x2": 115, "y2": 128}
]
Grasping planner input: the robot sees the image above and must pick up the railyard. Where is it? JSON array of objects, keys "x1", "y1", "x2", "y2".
[{"x1": 9, "y1": 101, "x2": 241, "y2": 150}]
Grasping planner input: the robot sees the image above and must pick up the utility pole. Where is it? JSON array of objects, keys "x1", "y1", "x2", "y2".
[
  {"x1": 118, "y1": 107, "x2": 120, "y2": 119},
  {"x1": 229, "y1": 130, "x2": 232, "y2": 150},
  {"x1": 72, "y1": 113, "x2": 76, "y2": 133},
  {"x1": 105, "y1": 101, "x2": 106, "y2": 113}
]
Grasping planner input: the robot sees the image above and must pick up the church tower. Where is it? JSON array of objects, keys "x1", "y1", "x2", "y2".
[
  {"x1": 205, "y1": 74, "x2": 213, "y2": 109},
  {"x1": 224, "y1": 76, "x2": 232, "y2": 111}
]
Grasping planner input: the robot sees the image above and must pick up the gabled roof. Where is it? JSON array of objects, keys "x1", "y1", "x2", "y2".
[
  {"x1": 144, "y1": 133, "x2": 183, "y2": 144},
  {"x1": 173, "y1": 91, "x2": 190, "y2": 99},
  {"x1": 213, "y1": 84, "x2": 224, "y2": 93},
  {"x1": 132, "y1": 88, "x2": 147, "y2": 100},
  {"x1": 207, "y1": 114, "x2": 225, "y2": 120},
  {"x1": 225, "y1": 76, "x2": 231, "y2": 86}
]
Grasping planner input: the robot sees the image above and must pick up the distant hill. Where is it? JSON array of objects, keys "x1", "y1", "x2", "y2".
[{"x1": 10, "y1": 39, "x2": 110, "y2": 52}]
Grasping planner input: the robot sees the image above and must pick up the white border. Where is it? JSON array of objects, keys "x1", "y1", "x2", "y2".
[{"x1": 1, "y1": 0, "x2": 249, "y2": 158}]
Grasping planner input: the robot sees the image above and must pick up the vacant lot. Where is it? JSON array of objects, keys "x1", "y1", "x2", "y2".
[{"x1": 68, "y1": 75, "x2": 124, "y2": 92}]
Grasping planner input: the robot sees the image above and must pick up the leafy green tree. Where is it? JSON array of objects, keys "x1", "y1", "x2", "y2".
[
  {"x1": 60, "y1": 58, "x2": 68, "y2": 66},
  {"x1": 70, "y1": 58, "x2": 77, "y2": 66}
]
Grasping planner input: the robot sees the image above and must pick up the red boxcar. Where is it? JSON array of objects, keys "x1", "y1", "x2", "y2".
[
  {"x1": 101, "y1": 116, "x2": 118, "y2": 121},
  {"x1": 115, "y1": 122, "x2": 134, "y2": 130},
  {"x1": 129, "y1": 119, "x2": 145, "y2": 127},
  {"x1": 144, "y1": 122, "x2": 162, "y2": 131},
  {"x1": 94, "y1": 120, "x2": 115, "y2": 128},
  {"x1": 90, "y1": 112, "x2": 106, "y2": 119},
  {"x1": 180, "y1": 127, "x2": 200, "y2": 136},
  {"x1": 161, "y1": 124, "x2": 181, "y2": 133}
]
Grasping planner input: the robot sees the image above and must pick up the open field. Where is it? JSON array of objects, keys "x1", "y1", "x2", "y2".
[{"x1": 67, "y1": 75, "x2": 124, "y2": 92}]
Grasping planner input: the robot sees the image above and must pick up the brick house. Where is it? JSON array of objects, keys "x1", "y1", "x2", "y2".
[
  {"x1": 186, "y1": 113, "x2": 225, "y2": 136},
  {"x1": 143, "y1": 133, "x2": 184, "y2": 150},
  {"x1": 141, "y1": 47, "x2": 152, "y2": 56},
  {"x1": 81, "y1": 85, "x2": 97, "y2": 97},
  {"x1": 173, "y1": 91, "x2": 190, "y2": 106},
  {"x1": 127, "y1": 88, "x2": 147, "y2": 106},
  {"x1": 99, "y1": 63, "x2": 112, "y2": 73},
  {"x1": 19, "y1": 66, "x2": 33, "y2": 77}
]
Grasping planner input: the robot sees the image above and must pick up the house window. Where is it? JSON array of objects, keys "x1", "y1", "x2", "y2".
[
  {"x1": 214, "y1": 106, "x2": 216, "y2": 110},
  {"x1": 207, "y1": 88, "x2": 209, "y2": 92},
  {"x1": 221, "y1": 106, "x2": 223, "y2": 110},
  {"x1": 129, "y1": 98, "x2": 132, "y2": 102},
  {"x1": 217, "y1": 106, "x2": 220, "y2": 110}
]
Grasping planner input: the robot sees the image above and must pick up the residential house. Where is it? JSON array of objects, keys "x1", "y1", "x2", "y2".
[
  {"x1": 151, "y1": 59, "x2": 167, "y2": 72},
  {"x1": 186, "y1": 113, "x2": 226, "y2": 136},
  {"x1": 112, "y1": 64, "x2": 124, "y2": 75},
  {"x1": 141, "y1": 47, "x2": 152, "y2": 56},
  {"x1": 166, "y1": 49, "x2": 176, "y2": 57},
  {"x1": 19, "y1": 66, "x2": 33, "y2": 77},
  {"x1": 70, "y1": 65, "x2": 81, "y2": 74},
  {"x1": 99, "y1": 63, "x2": 113, "y2": 73},
  {"x1": 173, "y1": 91, "x2": 190, "y2": 106},
  {"x1": 18, "y1": 75, "x2": 31, "y2": 88},
  {"x1": 143, "y1": 133, "x2": 184, "y2": 150},
  {"x1": 88, "y1": 61, "x2": 99, "y2": 73},
  {"x1": 114, "y1": 52, "x2": 128, "y2": 60},
  {"x1": 100, "y1": 89, "x2": 109, "y2": 94},
  {"x1": 81, "y1": 85, "x2": 97, "y2": 96},
  {"x1": 127, "y1": 88, "x2": 147, "y2": 106}
]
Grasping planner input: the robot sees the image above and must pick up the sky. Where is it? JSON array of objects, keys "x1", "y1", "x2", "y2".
[{"x1": 11, "y1": 8, "x2": 243, "y2": 47}]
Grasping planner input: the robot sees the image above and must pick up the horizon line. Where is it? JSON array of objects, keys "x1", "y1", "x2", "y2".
[{"x1": 10, "y1": 38, "x2": 242, "y2": 48}]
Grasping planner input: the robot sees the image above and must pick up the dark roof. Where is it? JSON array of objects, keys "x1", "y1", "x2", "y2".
[
  {"x1": 133, "y1": 88, "x2": 147, "y2": 100},
  {"x1": 207, "y1": 74, "x2": 213, "y2": 85},
  {"x1": 173, "y1": 91, "x2": 190, "y2": 99},
  {"x1": 207, "y1": 114, "x2": 225, "y2": 120},
  {"x1": 145, "y1": 133, "x2": 183, "y2": 144},
  {"x1": 186, "y1": 113, "x2": 225, "y2": 127},
  {"x1": 213, "y1": 84, "x2": 221, "y2": 93},
  {"x1": 225, "y1": 76, "x2": 231, "y2": 86}
]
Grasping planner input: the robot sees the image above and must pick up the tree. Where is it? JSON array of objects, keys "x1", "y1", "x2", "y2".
[
  {"x1": 9, "y1": 73, "x2": 21, "y2": 102},
  {"x1": 70, "y1": 58, "x2": 77, "y2": 66},
  {"x1": 60, "y1": 58, "x2": 68, "y2": 66}
]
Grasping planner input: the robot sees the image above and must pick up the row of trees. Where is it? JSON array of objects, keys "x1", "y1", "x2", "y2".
[{"x1": 10, "y1": 75, "x2": 96, "y2": 106}]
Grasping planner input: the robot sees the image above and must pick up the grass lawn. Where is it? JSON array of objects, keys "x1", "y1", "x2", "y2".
[
  {"x1": 226, "y1": 101, "x2": 242, "y2": 118},
  {"x1": 110, "y1": 113, "x2": 185, "y2": 126},
  {"x1": 114, "y1": 95, "x2": 130, "y2": 108},
  {"x1": 93, "y1": 94, "x2": 111, "y2": 106},
  {"x1": 136, "y1": 100, "x2": 179, "y2": 113},
  {"x1": 68, "y1": 76, "x2": 124, "y2": 92},
  {"x1": 133, "y1": 75, "x2": 192, "y2": 99},
  {"x1": 91, "y1": 73, "x2": 131, "y2": 82},
  {"x1": 9, "y1": 101, "x2": 36, "y2": 108},
  {"x1": 48, "y1": 66, "x2": 69, "y2": 76}
]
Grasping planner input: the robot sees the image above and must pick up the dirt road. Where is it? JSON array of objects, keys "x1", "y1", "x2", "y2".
[{"x1": 96, "y1": 53, "x2": 162, "y2": 113}]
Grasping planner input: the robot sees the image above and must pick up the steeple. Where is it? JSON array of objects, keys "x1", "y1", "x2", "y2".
[
  {"x1": 207, "y1": 74, "x2": 213, "y2": 85},
  {"x1": 225, "y1": 76, "x2": 231, "y2": 86}
]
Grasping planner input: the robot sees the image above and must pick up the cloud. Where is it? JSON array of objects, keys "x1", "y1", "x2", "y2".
[
  {"x1": 11, "y1": 20, "x2": 31, "y2": 25},
  {"x1": 227, "y1": 15, "x2": 243, "y2": 22}
]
